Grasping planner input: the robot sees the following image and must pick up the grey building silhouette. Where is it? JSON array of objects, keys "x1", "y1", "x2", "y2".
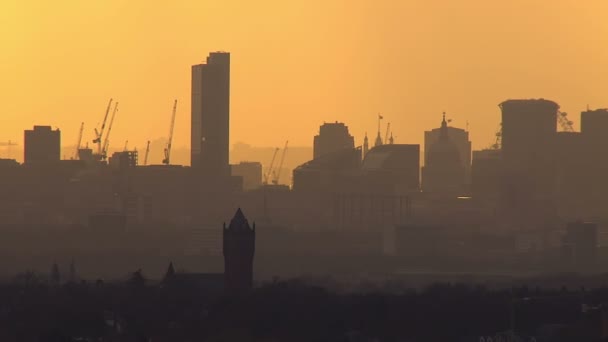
[
  {"x1": 231, "y1": 161, "x2": 263, "y2": 191},
  {"x1": 422, "y1": 114, "x2": 466, "y2": 195},
  {"x1": 424, "y1": 116, "x2": 471, "y2": 186},
  {"x1": 499, "y1": 99, "x2": 558, "y2": 209},
  {"x1": 191, "y1": 52, "x2": 231, "y2": 179},
  {"x1": 223, "y1": 208, "x2": 255, "y2": 294},
  {"x1": 313, "y1": 122, "x2": 355, "y2": 159},
  {"x1": 24, "y1": 125, "x2": 60, "y2": 164}
]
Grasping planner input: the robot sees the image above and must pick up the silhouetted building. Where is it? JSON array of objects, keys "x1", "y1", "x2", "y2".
[
  {"x1": 231, "y1": 161, "x2": 263, "y2": 191},
  {"x1": 292, "y1": 147, "x2": 362, "y2": 193},
  {"x1": 581, "y1": 108, "x2": 608, "y2": 145},
  {"x1": 313, "y1": 122, "x2": 355, "y2": 159},
  {"x1": 361, "y1": 144, "x2": 420, "y2": 193},
  {"x1": 499, "y1": 99, "x2": 558, "y2": 213},
  {"x1": 422, "y1": 114, "x2": 466, "y2": 195},
  {"x1": 424, "y1": 114, "x2": 471, "y2": 185},
  {"x1": 223, "y1": 208, "x2": 255, "y2": 294},
  {"x1": 24, "y1": 125, "x2": 60, "y2": 164},
  {"x1": 191, "y1": 52, "x2": 230, "y2": 179},
  {"x1": 577, "y1": 108, "x2": 608, "y2": 216},
  {"x1": 109, "y1": 151, "x2": 138, "y2": 169},
  {"x1": 554, "y1": 131, "x2": 587, "y2": 217},
  {"x1": 471, "y1": 149, "x2": 502, "y2": 202}
]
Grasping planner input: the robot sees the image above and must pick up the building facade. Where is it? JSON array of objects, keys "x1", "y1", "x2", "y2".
[
  {"x1": 223, "y1": 208, "x2": 255, "y2": 294},
  {"x1": 313, "y1": 122, "x2": 355, "y2": 159},
  {"x1": 24, "y1": 126, "x2": 60, "y2": 164},
  {"x1": 422, "y1": 114, "x2": 466, "y2": 195},
  {"x1": 231, "y1": 161, "x2": 263, "y2": 191},
  {"x1": 424, "y1": 119, "x2": 471, "y2": 184},
  {"x1": 191, "y1": 52, "x2": 231, "y2": 179},
  {"x1": 499, "y1": 99, "x2": 558, "y2": 213}
]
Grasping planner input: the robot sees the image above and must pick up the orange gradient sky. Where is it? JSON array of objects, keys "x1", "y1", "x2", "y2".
[{"x1": 1, "y1": 0, "x2": 607, "y2": 163}]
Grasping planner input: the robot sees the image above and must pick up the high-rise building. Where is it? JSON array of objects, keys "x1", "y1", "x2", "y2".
[
  {"x1": 223, "y1": 208, "x2": 255, "y2": 294},
  {"x1": 191, "y1": 52, "x2": 230, "y2": 178},
  {"x1": 313, "y1": 122, "x2": 355, "y2": 159},
  {"x1": 499, "y1": 99, "x2": 558, "y2": 207},
  {"x1": 24, "y1": 125, "x2": 60, "y2": 164}
]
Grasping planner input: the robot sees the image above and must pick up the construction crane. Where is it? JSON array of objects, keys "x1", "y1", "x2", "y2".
[
  {"x1": 101, "y1": 101, "x2": 119, "y2": 160},
  {"x1": 264, "y1": 147, "x2": 279, "y2": 185},
  {"x1": 93, "y1": 98, "x2": 113, "y2": 155},
  {"x1": 123, "y1": 140, "x2": 129, "y2": 151},
  {"x1": 272, "y1": 141, "x2": 289, "y2": 185},
  {"x1": 162, "y1": 99, "x2": 178, "y2": 165},
  {"x1": 74, "y1": 122, "x2": 84, "y2": 160},
  {"x1": 143, "y1": 140, "x2": 150, "y2": 166},
  {"x1": 490, "y1": 123, "x2": 502, "y2": 150},
  {"x1": 558, "y1": 111, "x2": 574, "y2": 132},
  {"x1": 384, "y1": 122, "x2": 391, "y2": 145}
]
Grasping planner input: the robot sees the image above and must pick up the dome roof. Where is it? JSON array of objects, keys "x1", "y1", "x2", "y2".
[{"x1": 427, "y1": 112, "x2": 461, "y2": 166}]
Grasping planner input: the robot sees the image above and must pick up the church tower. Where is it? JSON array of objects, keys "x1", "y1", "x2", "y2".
[{"x1": 223, "y1": 208, "x2": 255, "y2": 294}]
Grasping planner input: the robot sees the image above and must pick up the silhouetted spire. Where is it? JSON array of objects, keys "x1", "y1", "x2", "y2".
[
  {"x1": 440, "y1": 112, "x2": 449, "y2": 141},
  {"x1": 389, "y1": 132, "x2": 394, "y2": 145},
  {"x1": 375, "y1": 113, "x2": 384, "y2": 147},
  {"x1": 363, "y1": 133, "x2": 369, "y2": 157},
  {"x1": 374, "y1": 132, "x2": 383, "y2": 147},
  {"x1": 226, "y1": 208, "x2": 254, "y2": 232}
]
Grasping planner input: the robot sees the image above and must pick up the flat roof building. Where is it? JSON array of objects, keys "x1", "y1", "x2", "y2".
[
  {"x1": 191, "y1": 52, "x2": 231, "y2": 179},
  {"x1": 24, "y1": 125, "x2": 60, "y2": 164}
]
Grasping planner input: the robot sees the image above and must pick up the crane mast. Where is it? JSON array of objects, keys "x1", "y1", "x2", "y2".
[
  {"x1": 384, "y1": 122, "x2": 391, "y2": 145},
  {"x1": 144, "y1": 140, "x2": 150, "y2": 166},
  {"x1": 264, "y1": 147, "x2": 279, "y2": 185},
  {"x1": 272, "y1": 141, "x2": 289, "y2": 185},
  {"x1": 94, "y1": 98, "x2": 113, "y2": 155},
  {"x1": 162, "y1": 99, "x2": 178, "y2": 165},
  {"x1": 102, "y1": 102, "x2": 119, "y2": 160},
  {"x1": 75, "y1": 122, "x2": 84, "y2": 159}
]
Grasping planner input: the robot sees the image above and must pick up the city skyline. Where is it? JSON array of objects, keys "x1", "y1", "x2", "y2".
[{"x1": 2, "y1": 0, "x2": 607, "y2": 154}]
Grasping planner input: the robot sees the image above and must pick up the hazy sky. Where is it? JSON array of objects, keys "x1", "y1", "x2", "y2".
[{"x1": 1, "y1": 0, "x2": 607, "y2": 162}]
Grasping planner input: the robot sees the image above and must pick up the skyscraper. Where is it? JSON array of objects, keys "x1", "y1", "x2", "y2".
[
  {"x1": 500, "y1": 99, "x2": 558, "y2": 203},
  {"x1": 24, "y1": 125, "x2": 60, "y2": 164},
  {"x1": 191, "y1": 52, "x2": 230, "y2": 179}
]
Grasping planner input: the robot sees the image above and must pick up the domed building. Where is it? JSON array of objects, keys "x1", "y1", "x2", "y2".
[{"x1": 422, "y1": 113, "x2": 467, "y2": 195}]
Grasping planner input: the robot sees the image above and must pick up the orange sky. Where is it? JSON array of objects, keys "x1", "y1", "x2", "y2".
[{"x1": 1, "y1": 0, "x2": 607, "y2": 164}]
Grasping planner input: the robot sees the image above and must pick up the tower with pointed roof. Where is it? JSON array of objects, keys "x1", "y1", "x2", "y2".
[
  {"x1": 223, "y1": 208, "x2": 255, "y2": 294},
  {"x1": 363, "y1": 133, "x2": 369, "y2": 158}
]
